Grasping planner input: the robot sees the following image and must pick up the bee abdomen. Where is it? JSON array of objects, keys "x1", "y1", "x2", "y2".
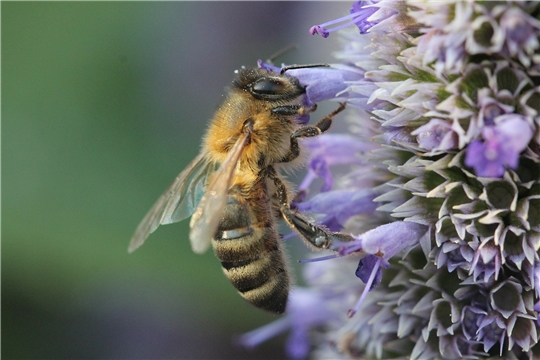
[
  {"x1": 220, "y1": 249, "x2": 288, "y2": 313},
  {"x1": 213, "y1": 228, "x2": 289, "y2": 314},
  {"x1": 240, "y1": 271, "x2": 288, "y2": 314},
  {"x1": 212, "y1": 194, "x2": 289, "y2": 313}
]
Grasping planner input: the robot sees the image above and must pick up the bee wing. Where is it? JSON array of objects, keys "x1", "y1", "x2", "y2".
[
  {"x1": 161, "y1": 154, "x2": 217, "y2": 224},
  {"x1": 128, "y1": 152, "x2": 215, "y2": 253},
  {"x1": 189, "y1": 131, "x2": 251, "y2": 254}
]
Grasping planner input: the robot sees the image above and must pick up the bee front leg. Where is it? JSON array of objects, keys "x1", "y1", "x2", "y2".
[
  {"x1": 292, "y1": 102, "x2": 346, "y2": 138},
  {"x1": 279, "y1": 103, "x2": 346, "y2": 163},
  {"x1": 271, "y1": 104, "x2": 318, "y2": 117},
  {"x1": 266, "y1": 166, "x2": 353, "y2": 249}
]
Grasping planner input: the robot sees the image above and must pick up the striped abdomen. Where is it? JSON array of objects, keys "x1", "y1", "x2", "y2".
[{"x1": 211, "y1": 193, "x2": 289, "y2": 314}]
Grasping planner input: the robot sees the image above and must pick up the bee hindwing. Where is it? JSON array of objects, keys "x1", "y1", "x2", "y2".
[{"x1": 128, "y1": 152, "x2": 213, "y2": 253}]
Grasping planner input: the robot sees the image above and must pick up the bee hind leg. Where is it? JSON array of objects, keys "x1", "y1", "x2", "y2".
[{"x1": 266, "y1": 166, "x2": 353, "y2": 249}]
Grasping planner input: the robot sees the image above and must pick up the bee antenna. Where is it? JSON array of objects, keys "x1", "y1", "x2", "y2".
[
  {"x1": 265, "y1": 44, "x2": 297, "y2": 65},
  {"x1": 280, "y1": 63, "x2": 330, "y2": 75}
]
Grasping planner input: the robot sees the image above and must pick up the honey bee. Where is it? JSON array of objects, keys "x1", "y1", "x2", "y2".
[{"x1": 129, "y1": 64, "x2": 352, "y2": 314}]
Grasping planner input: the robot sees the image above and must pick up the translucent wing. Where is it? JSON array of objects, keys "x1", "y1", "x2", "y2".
[
  {"x1": 189, "y1": 131, "x2": 251, "y2": 254},
  {"x1": 161, "y1": 155, "x2": 217, "y2": 224},
  {"x1": 128, "y1": 152, "x2": 214, "y2": 253}
]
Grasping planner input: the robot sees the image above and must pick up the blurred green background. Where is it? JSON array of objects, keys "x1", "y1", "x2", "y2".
[{"x1": 3, "y1": 2, "x2": 347, "y2": 359}]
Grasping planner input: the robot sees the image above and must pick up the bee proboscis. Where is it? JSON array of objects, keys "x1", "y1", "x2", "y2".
[{"x1": 129, "y1": 65, "x2": 353, "y2": 313}]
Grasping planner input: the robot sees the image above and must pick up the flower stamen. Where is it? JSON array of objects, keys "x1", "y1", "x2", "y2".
[
  {"x1": 348, "y1": 256, "x2": 382, "y2": 318},
  {"x1": 299, "y1": 254, "x2": 341, "y2": 263},
  {"x1": 310, "y1": 12, "x2": 364, "y2": 38}
]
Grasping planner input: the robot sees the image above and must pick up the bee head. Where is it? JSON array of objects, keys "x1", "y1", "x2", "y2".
[{"x1": 233, "y1": 68, "x2": 305, "y2": 101}]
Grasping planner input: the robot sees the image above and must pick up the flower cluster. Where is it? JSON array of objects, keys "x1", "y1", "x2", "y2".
[{"x1": 239, "y1": 1, "x2": 540, "y2": 359}]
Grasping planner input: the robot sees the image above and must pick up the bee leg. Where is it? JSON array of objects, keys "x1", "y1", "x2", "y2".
[
  {"x1": 271, "y1": 104, "x2": 317, "y2": 116},
  {"x1": 266, "y1": 166, "x2": 354, "y2": 249},
  {"x1": 292, "y1": 102, "x2": 346, "y2": 139},
  {"x1": 279, "y1": 103, "x2": 346, "y2": 163}
]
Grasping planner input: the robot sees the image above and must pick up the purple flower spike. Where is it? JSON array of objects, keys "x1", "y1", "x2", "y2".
[
  {"x1": 256, "y1": 61, "x2": 363, "y2": 107},
  {"x1": 535, "y1": 264, "x2": 540, "y2": 299},
  {"x1": 309, "y1": 25, "x2": 329, "y2": 38},
  {"x1": 256, "y1": 59, "x2": 281, "y2": 73},
  {"x1": 333, "y1": 221, "x2": 428, "y2": 258},
  {"x1": 309, "y1": 1, "x2": 383, "y2": 38},
  {"x1": 241, "y1": 1, "x2": 540, "y2": 358},
  {"x1": 237, "y1": 288, "x2": 335, "y2": 359},
  {"x1": 286, "y1": 65, "x2": 363, "y2": 106},
  {"x1": 412, "y1": 119, "x2": 458, "y2": 151},
  {"x1": 310, "y1": 157, "x2": 334, "y2": 192},
  {"x1": 499, "y1": 7, "x2": 540, "y2": 67},
  {"x1": 348, "y1": 255, "x2": 387, "y2": 317},
  {"x1": 298, "y1": 134, "x2": 374, "y2": 192},
  {"x1": 296, "y1": 189, "x2": 377, "y2": 230},
  {"x1": 355, "y1": 254, "x2": 387, "y2": 288},
  {"x1": 349, "y1": 0, "x2": 379, "y2": 34},
  {"x1": 304, "y1": 133, "x2": 373, "y2": 163},
  {"x1": 237, "y1": 318, "x2": 289, "y2": 350},
  {"x1": 256, "y1": 62, "x2": 363, "y2": 125},
  {"x1": 465, "y1": 115, "x2": 533, "y2": 177},
  {"x1": 470, "y1": 240, "x2": 502, "y2": 282}
]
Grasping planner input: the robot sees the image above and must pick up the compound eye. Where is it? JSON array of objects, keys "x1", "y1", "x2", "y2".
[{"x1": 251, "y1": 78, "x2": 285, "y2": 95}]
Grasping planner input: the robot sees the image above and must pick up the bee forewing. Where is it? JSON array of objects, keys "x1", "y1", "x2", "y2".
[
  {"x1": 161, "y1": 155, "x2": 216, "y2": 224},
  {"x1": 128, "y1": 152, "x2": 211, "y2": 253},
  {"x1": 189, "y1": 131, "x2": 251, "y2": 254}
]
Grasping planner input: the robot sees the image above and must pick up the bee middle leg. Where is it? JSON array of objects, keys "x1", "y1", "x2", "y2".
[
  {"x1": 266, "y1": 166, "x2": 353, "y2": 249},
  {"x1": 278, "y1": 103, "x2": 346, "y2": 163}
]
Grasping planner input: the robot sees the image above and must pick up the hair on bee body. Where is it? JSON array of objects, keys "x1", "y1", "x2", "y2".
[{"x1": 129, "y1": 63, "x2": 353, "y2": 314}]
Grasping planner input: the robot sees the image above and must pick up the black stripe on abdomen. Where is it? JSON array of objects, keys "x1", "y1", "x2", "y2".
[{"x1": 213, "y1": 229, "x2": 289, "y2": 314}]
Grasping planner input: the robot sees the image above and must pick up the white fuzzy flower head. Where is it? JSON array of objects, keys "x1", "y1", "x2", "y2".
[{"x1": 239, "y1": 1, "x2": 540, "y2": 359}]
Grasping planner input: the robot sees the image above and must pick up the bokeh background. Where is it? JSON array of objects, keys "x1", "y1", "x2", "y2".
[{"x1": 3, "y1": 2, "x2": 350, "y2": 359}]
